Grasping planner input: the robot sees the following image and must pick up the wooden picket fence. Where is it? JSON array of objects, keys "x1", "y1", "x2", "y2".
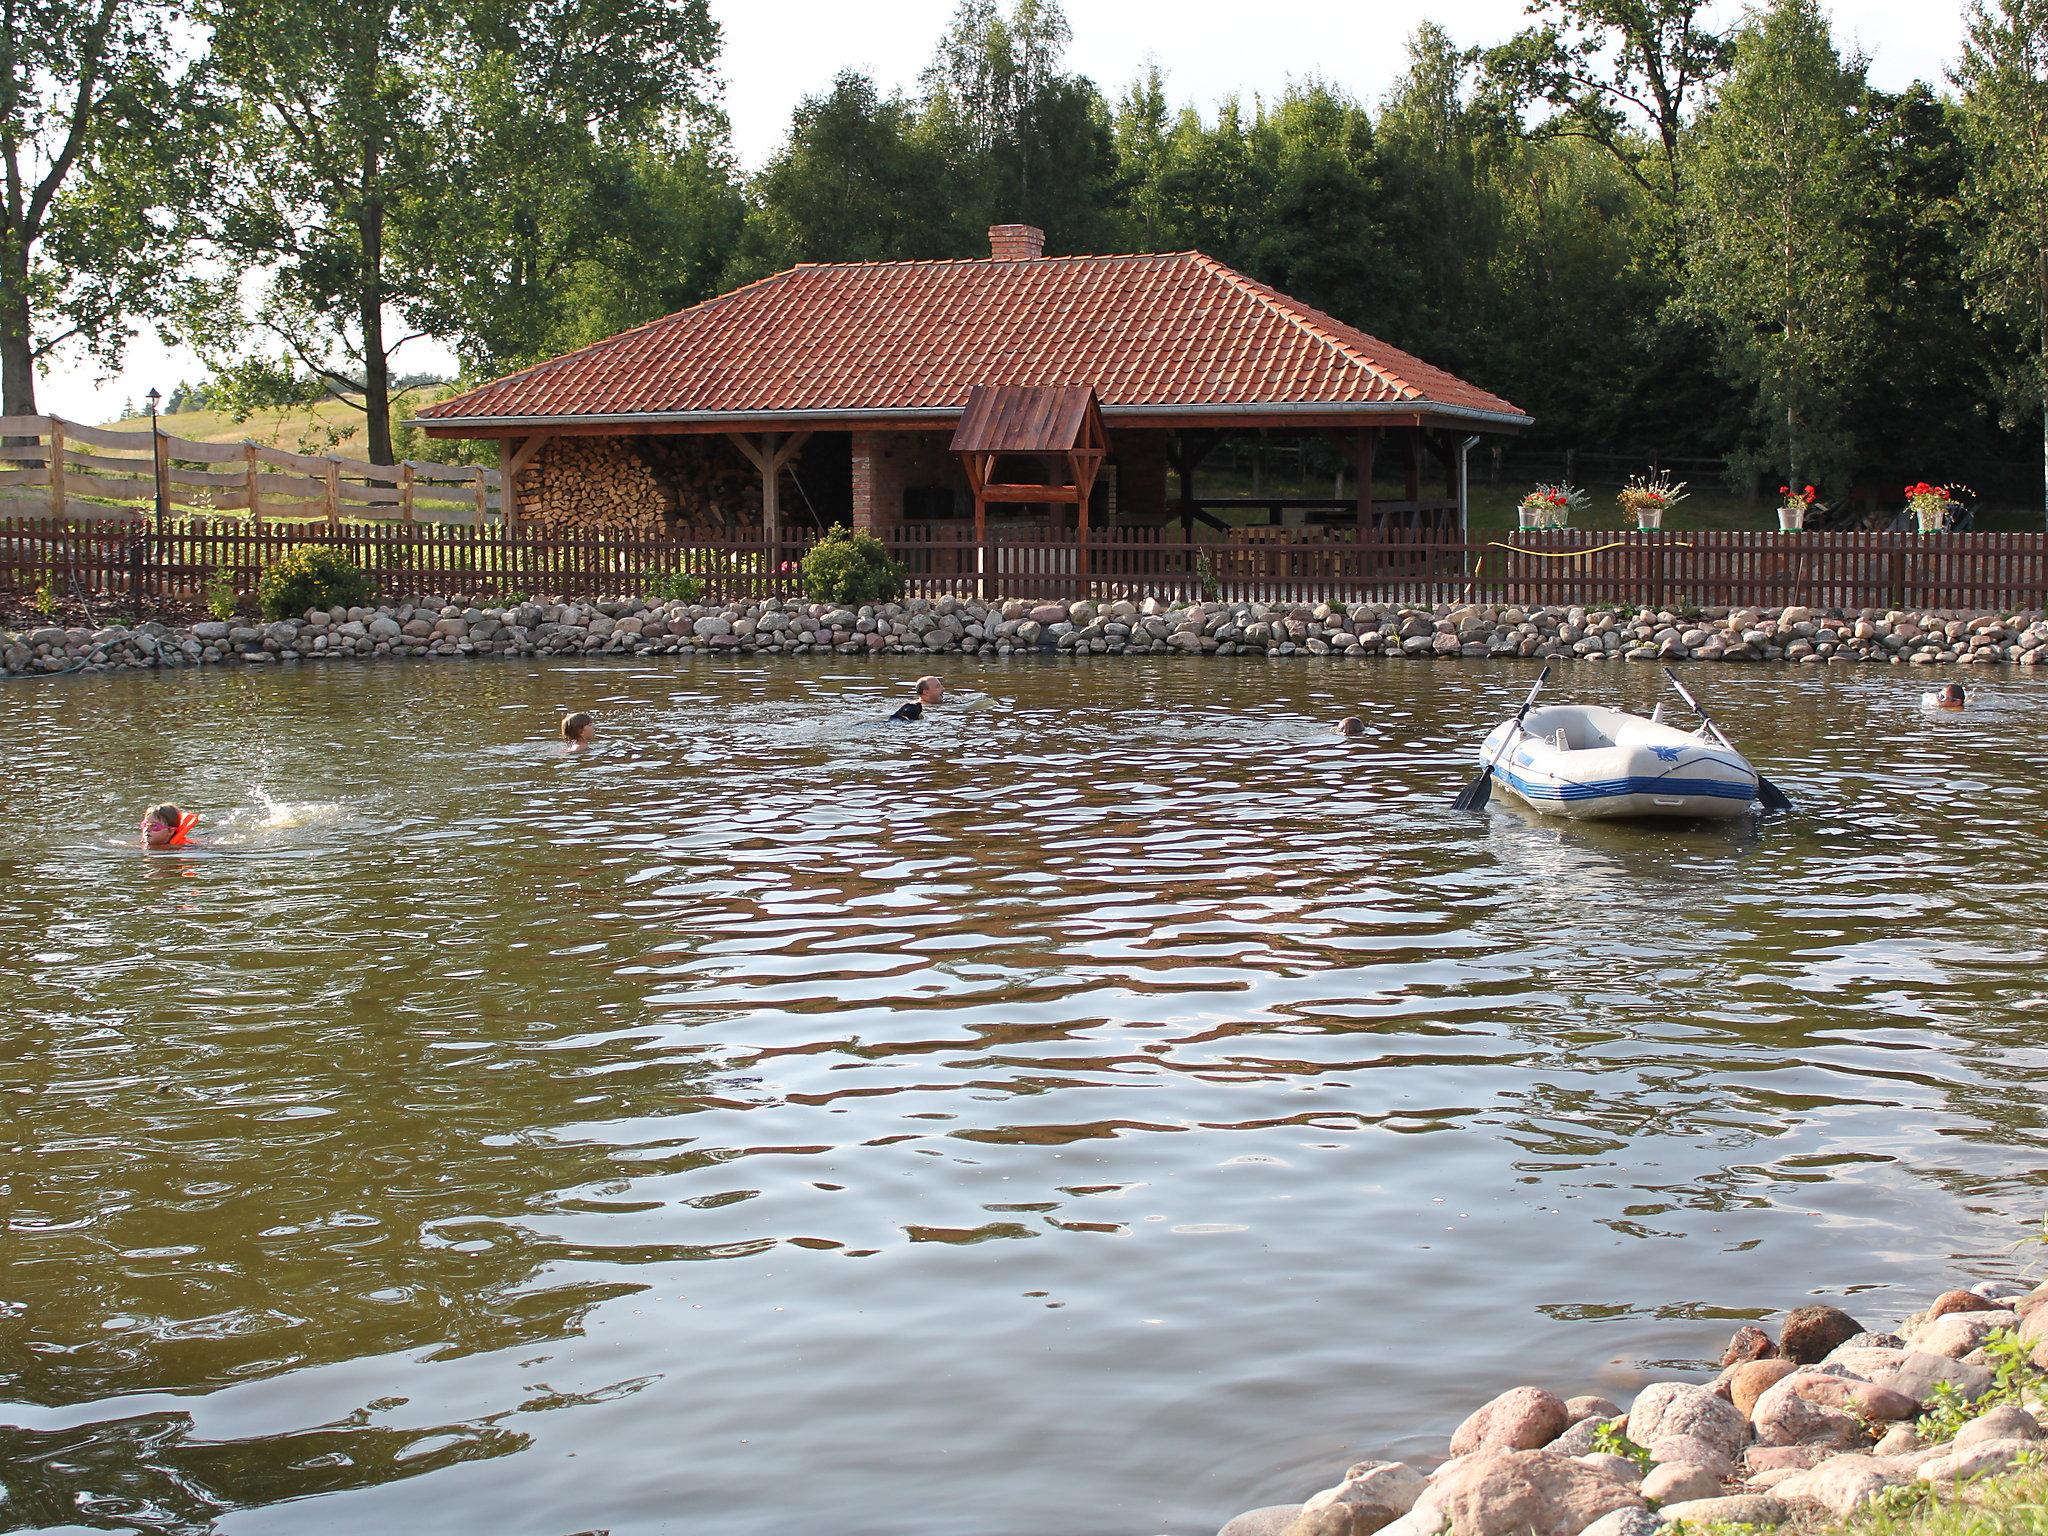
[
  {"x1": 0, "y1": 414, "x2": 500, "y2": 526},
  {"x1": 6, "y1": 517, "x2": 2048, "y2": 614}
]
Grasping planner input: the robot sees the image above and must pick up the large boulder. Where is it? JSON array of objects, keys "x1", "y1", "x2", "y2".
[
  {"x1": 1644, "y1": 1435, "x2": 1738, "y2": 1481},
  {"x1": 1220, "y1": 1507, "x2": 1304, "y2": 1536},
  {"x1": 1640, "y1": 1463, "x2": 1722, "y2": 1505},
  {"x1": 1548, "y1": 1417, "x2": 1621, "y2": 1458},
  {"x1": 1744, "y1": 1444, "x2": 1836, "y2": 1476},
  {"x1": 1871, "y1": 1352, "x2": 1994, "y2": 1405},
  {"x1": 1721, "y1": 1326, "x2": 1777, "y2": 1366},
  {"x1": 1627, "y1": 1383, "x2": 1748, "y2": 1462},
  {"x1": 1297, "y1": 1461, "x2": 1428, "y2": 1536},
  {"x1": 1566, "y1": 1397, "x2": 1624, "y2": 1424},
  {"x1": 1913, "y1": 1312, "x2": 2006, "y2": 1360},
  {"x1": 1727, "y1": 1360, "x2": 1801, "y2": 1418},
  {"x1": 1449, "y1": 1387, "x2": 1572, "y2": 1456},
  {"x1": 1918, "y1": 1438, "x2": 2040, "y2": 1484},
  {"x1": 1952, "y1": 1406, "x2": 2041, "y2": 1450},
  {"x1": 1927, "y1": 1289, "x2": 2004, "y2": 1322},
  {"x1": 1578, "y1": 1510, "x2": 1661, "y2": 1536},
  {"x1": 1771, "y1": 1455, "x2": 1901, "y2": 1517},
  {"x1": 1780, "y1": 1306, "x2": 1865, "y2": 1364},
  {"x1": 1750, "y1": 1377, "x2": 1867, "y2": 1450},
  {"x1": 1415, "y1": 1450, "x2": 1644, "y2": 1536},
  {"x1": 1782, "y1": 1374, "x2": 1919, "y2": 1422}
]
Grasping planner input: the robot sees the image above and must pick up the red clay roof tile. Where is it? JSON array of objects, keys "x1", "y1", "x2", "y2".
[{"x1": 421, "y1": 250, "x2": 1527, "y2": 426}]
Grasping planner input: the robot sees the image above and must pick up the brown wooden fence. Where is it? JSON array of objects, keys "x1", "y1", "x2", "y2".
[
  {"x1": 6, "y1": 518, "x2": 2048, "y2": 613},
  {"x1": 0, "y1": 414, "x2": 500, "y2": 525}
]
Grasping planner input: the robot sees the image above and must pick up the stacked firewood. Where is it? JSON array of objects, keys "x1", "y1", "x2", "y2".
[{"x1": 521, "y1": 437, "x2": 761, "y2": 535}]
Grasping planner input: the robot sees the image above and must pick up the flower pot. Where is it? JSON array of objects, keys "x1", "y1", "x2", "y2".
[
  {"x1": 1636, "y1": 508, "x2": 1664, "y2": 530},
  {"x1": 1916, "y1": 507, "x2": 1946, "y2": 533},
  {"x1": 1778, "y1": 507, "x2": 1805, "y2": 532},
  {"x1": 1518, "y1": 506, "x2": 1544, "y2": 529}
]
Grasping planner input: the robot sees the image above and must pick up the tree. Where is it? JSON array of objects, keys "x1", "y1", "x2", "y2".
[
  {"x1": 1954, "y1": 0, "x2": 2048, "y2": 523},
  {"x1": 196, "y1": 0, "x2": 721, "y2": 462},
  {"x1": 0, "y1": 0, "x2": 201, "y2": 417},
  {"x1": 733, "y1": 72, "x2": 964, "y2": 275},
  {"x1": 1681, "y1": 0, "x2": 1873, "y2": 494},
  {"x1": 1479, "y1": 0, "x2": 1731, "y2": 207}
]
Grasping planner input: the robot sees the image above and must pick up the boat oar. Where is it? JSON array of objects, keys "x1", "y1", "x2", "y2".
[
  {"x1": 1453, "y1": 667, "x2": 1550, "y2": 812},
  {"x1": 1660, "y1": 667, "x2": 1793, "y2": 813}
]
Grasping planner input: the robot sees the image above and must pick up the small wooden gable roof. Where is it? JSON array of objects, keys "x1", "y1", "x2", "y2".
[{"x1": 950, "y1": 385, "x2": 1106, "y2": 455}]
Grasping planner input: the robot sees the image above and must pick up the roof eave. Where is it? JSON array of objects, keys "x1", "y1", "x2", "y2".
[{"x1": 411, "y1": 400, "x2": 1532, "y2": 434}]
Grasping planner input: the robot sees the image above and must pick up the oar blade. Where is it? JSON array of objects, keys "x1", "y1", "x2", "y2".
[
  {"x1": 1451, "y1": 771, "x2": 1494, "y2": 813},
  {"x1": 1756, "y1": 774, "x2": 1794, "y2": 814}
]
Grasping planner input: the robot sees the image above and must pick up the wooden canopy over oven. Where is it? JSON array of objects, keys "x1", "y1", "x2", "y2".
[{"x1": 950, "y1": 385, "x2": 1109, "y2": 543}]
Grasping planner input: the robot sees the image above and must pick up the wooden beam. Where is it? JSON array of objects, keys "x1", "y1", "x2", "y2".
[
  {"x1": 498, "y1": 439, "x2": 520, "y2": 528},
  {"x1": 509, "y1": 432, "x2": 553, "y2": 473},
  {"x1": 1355, "y1": 428, "x2": 1376, "y2": 540}
]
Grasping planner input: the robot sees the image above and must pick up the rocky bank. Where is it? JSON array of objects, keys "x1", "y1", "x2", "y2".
[
  {"x1": 1219, "y1": 1278, "x2": 2048, "y2": 1536},
  {"x1": 7, "y1": 596, "x2": 2048, "y2": 675}
]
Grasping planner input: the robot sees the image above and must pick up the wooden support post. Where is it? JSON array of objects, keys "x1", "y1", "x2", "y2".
[
  {"x1": 48, "y1": 420, "x2": 65, "y2": 520},
  {"x1": 400, "y1": 461, "x2": 415, "y2": 524},
  {"x1": 1403, "y1": 431, "x2": 1421, "y2": 508},
  {"x1": 473, "y1": 465, "x2": 489, "y2": 525},
  {"x1": 324, "y1": 457, "x2": 341, "y2": 529},
  {"x1": 725, "y1": 431, "x2": 812, "y2": 561},
  {"x1": 1355, "y1": 428, "x2": 1375, "y2": 540},
  {"x1": 499, "y1": 439, "x2": 520, "y2": 529},
  {"x1": 244, "y1": 443, "x2": 261, "y2": 528}
]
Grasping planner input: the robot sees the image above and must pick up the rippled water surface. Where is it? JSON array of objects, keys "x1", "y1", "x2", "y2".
[{"x1": 4, "y1": 657, "x2": 2047, "y2": 1535}]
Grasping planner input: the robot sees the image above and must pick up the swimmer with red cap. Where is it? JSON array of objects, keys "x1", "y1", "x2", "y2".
[{"x1": 140, "y1": 802, "x2": 200, "y2": 849}]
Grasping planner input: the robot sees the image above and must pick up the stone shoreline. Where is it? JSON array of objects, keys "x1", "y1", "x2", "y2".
[
  {"x1": 1219, "y1": 1277, "x2": 2048, "y2": 1536},
  {"x1": 6, "y1": 596, "x2": 2048, "y2": 675}
]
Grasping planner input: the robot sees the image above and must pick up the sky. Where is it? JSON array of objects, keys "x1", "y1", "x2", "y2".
[{"x1": 43, "y1": 0, "x2": 1971, "y2": 426}]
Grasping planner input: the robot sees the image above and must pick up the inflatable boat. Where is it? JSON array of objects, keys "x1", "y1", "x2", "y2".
[{"x1": 1478, "y1": 703, "x2": 1761, "y2": 820}]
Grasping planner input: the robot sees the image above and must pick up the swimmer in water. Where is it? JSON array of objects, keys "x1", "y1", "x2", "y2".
[
  {"x1": 1932, "y1": 683, "x2": 1965, "y2": 711},
  {"x1": 888, "y1": 676, "x2": 945, "y2": 722},
  {"x1": 561, "y1": 710, "x2": 594, "y2": 750},
  {"x1": 1335, "y1": 716, "x2": 1365, "y2": 737},
  {"x1": 140, "y1": 802, "x2": 199, "y2": 848}
]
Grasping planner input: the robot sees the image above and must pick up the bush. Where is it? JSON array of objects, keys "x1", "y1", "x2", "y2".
[
  {"x1": 205, "y1": 568, "x2": 239, "y2": 621},
  {"x1": 644, "y1": 568, "x2": 705, "y2": 603},
  {"x1": 800, "y1": 525, "x2": 904, "y2": 607},
  {"x1": 258, "y1": 545, "x2": 373, "y2": 620}
]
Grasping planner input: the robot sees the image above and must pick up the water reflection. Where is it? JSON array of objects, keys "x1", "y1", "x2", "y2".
[{"x1": 2, "y1": 657, "x2": 2045, "y2": 1535}]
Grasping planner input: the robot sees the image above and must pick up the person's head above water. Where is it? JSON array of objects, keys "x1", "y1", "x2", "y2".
[
  {"x1": 1937, "y1": 682, "x2": 1965, "y2": 709},
  {"x1": 916, "y1": 676, "x2": 944, "y2": 705},
  {"x1": 1336, "y1": 716, "x2": 1365, "y2": 737},
  {"x1": 141, "y1": 802, "x2": 197, "y2": 848},
  {"x1": 561, "y1": 711, "x2": 594, "y2": 747}
]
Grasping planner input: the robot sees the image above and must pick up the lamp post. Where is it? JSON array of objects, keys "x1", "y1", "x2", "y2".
[{"x1": 145, "y1": 387, "x2": 167, "y2": 533}]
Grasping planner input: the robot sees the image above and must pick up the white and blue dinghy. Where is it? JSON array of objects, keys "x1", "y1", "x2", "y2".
[{"x1": 1454, "y1": 667, "x2": 1791, "y2": 821}]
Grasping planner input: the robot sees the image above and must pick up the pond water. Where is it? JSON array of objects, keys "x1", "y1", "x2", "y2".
[{"x1": 3, "y1": 656, "x2": 2046, "y2": 1536}]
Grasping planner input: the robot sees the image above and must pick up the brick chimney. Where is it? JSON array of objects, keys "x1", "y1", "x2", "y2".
[{"x1": 988, "y1": 223, "x2": 1047, "y2": 260}]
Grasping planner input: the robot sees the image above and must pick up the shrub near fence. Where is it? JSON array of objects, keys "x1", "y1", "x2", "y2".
[
  {"x1": 0, "y1": 414, "x2": 499, "y2": 525},
  {"x1": 6, "y1": 518, "x2": 2048, "y2": 615}
]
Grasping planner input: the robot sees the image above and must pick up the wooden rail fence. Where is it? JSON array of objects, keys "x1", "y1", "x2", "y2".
[
  {"x1": 0, "y1": 414, "x2": 500, "y2": 526},
  {"x1": 5, "y1": 519, "x2": 2048, "y2": 613}
]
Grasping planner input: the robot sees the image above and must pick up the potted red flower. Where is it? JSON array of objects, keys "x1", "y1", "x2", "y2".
[
  {"x1": 1776, "y1": 484, "x2": 1816, "y2": 532},
  {"x1": 1904, "y1": 482, "x2": 1952, "y2": 533}
]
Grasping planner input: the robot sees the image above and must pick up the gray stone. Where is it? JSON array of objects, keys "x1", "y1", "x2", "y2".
[
  {"x1": 1417, "y1": 1450, "x2": 1644, "y2": 1536},
  {"x1": 1873, "y1": 1352, "x2": 1995, "y2": 1406},
  {"x1": 1300, "y1": 1460, "x2": 1427, "y2": 1534},
  {"x1": 1771, "y1": 1456, "x2": 1901, "y2": 1516},
  {"x1": 1218, "y1": 1506, "x2": 1304, "y2": 1536},
  {"x1": 1918, "y1": 1437, "x2": 2039, "y2": 1483},
  {"x1": 1640, "y1": 1464, "x2": 1721, "y2": 1505},
  {"x1": 1628, "y1": 1384, "x2": 1748, "y2": 1462},
  {"x1": 1952, "y1": 1405, "x2": 2040, "y2": 1450},
  {"x1": 1578, "y1": 1509, "x2": 1662, "y2": 1536}
]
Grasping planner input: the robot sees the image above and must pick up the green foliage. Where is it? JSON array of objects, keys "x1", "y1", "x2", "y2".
[
  {"x1": 1917, "y1": 1327, "x2": 2048, "y2": 1443},
  {"x1": 644, "y1": 568, "x2": 705, "y2": 604},
  {"x1": 1590, "y1": 1420, "x2": 1653, "y2": 1472},
  {"x1": 1680, "y1": 0, "x2": 1875, "y2": 495},
  {"x1": 1195, "y1": 552, "x2": 1221, "y2": 602},
  {"x1": 800, "y1": 527, "x2": 905, "y2": 607},
  {"x1": 258, "y1": 546, "x2": 373, "y2": 620},
  {"x1": 32, "y1": 581, "x2": 57, "y2": 620},
  {"x1": 205, "y1": 568, "x2": 239, "y2": 622},
  {"x1": 0, "y1": 0, "x2": 209, "y2": 415}
]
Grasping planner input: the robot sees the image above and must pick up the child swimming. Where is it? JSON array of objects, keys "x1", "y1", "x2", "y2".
[
  {"x1": 1335, "y1": 716, "x2": 1365, "y2": 737},
  {"x1": 561, "y1": 711, "x2": 595, "y2": 750},
  {"x1": 140, "y1": 803, "x2": 199, "y2": 848},
  {"x1": 1922, "y1": 683, "x2": 1966, "y2": 711}
]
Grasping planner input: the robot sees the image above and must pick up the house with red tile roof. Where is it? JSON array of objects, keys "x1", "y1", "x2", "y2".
[{"x1": 417, "y1": 224, "x2": 1527, "y2": 545}]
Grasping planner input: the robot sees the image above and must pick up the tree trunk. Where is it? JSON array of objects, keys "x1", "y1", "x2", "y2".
[
  {"x1": 0, "y1": 260, "x2": 38, "y2": 420},
  {"x1": 359, "y1": 143, "x2": 393, "y2": 464}
]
